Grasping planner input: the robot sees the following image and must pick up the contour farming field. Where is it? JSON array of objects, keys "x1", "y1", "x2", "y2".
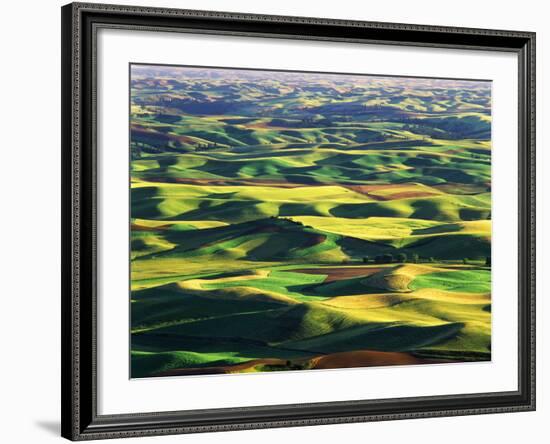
[{"x1": 129, "y1": 65, "x2": 492, "y2": 378}]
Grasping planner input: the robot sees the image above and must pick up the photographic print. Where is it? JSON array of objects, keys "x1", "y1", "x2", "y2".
[{"x1": 129, "y1": 64, "x2": 492, "y2": 379}]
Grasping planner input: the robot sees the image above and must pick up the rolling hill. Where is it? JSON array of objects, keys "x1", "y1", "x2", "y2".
[{"x1": 129, "y1": 64, "x2": 492, "y2": 378}]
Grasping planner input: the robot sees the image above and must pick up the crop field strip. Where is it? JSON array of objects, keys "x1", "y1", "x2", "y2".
[{"x1": 129, "y1": 65, "x2": 491, "y2": 378}]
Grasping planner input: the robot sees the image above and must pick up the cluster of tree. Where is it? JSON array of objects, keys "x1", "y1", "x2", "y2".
[
  {"x1": 401, "y1": 123, "x2": 443, "y2": 139},
  {"x1": 361, "y1": 254, "x2": 492, "y2": 266},
  {"x1": 362, "y1": 253, "x2": 412, "y2": 264},
  {"x1": 300, "y1": 117, "x2": 317, "y2": 125},
  {"x1": 131, "y1": 144, "x2": 143, "y2": 160},
  {"x1": 195, "y1": 142, "x2": 219, "y2": 150},
  {"x1": 298, "y1": 116, "x2": 335, "y2": 127},
  {"x1": 469, "y1": 153, "x2": 487, "y2": 159},
  {"x1": 166, "y1": 139, "x2": 199, "y2": 154},
  {"x1": 464, "y1": 257, "x2": 491, "y2": 266},
  {"x1": 268, "y1": 216, "x2": 304, "y2": 226},
  {"x1": 130, "y1": 140, "x2": 164, "y2": 159}
]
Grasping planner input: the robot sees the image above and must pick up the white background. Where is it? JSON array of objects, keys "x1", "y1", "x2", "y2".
[
  {"x1": 98, "y1": 29, "x2": 518, "y2": 415},
  {"x1": 0, "y1": 0, "x2": 546, "y2": 443}
]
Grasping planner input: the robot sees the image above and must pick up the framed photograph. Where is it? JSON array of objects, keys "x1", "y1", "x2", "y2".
[{"x1": 61, "y1": 2, "x2": 536, "y2": 440}]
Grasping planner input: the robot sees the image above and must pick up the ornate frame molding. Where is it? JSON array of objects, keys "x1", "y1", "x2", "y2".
[{"x1": 61, "y1": 3, "x2": 535, "y2": 440}]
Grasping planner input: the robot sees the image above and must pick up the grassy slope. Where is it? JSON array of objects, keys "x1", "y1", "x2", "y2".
[
  {"x1": 131, "y1": 264, "x2": 490, "y2": 375},
  {"x1": 130, "y1": 69, "x2": 492, "y2": 377}
]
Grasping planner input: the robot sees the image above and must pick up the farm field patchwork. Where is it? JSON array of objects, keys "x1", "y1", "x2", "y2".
[{"x1": 130, "y1": 65, "x2": 492, "y2": 378}]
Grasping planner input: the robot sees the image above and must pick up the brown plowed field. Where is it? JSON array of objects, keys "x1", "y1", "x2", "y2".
[
  {"x1": 310, "y1": 350, "x2": 428, "y2": 369},
  {"x1": 292, "y1": 267, "x2": 384, "y2": 283}
]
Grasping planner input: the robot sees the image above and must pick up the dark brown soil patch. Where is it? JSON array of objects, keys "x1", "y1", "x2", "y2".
[
  {"x1": 311, "y1": 350, "x2": 432, "y2": 369},
  {"x1": 343, "y1": 184, "x2": 408, "y2": 200},
  {"x1": 154, "y1": 358, "x2": 285, "y2": 377},
  {"x1": 385, "y1": 191, "x2": 437, "y2": 199},
  {"x1": 302, "y1": 234, "x2": 327, "y2": 248},
  {"x1": 292, "y1": 267, "x2": 384, "y2": 283},
  {"x1": 345, "y1": 184, "x2": 407, "y2": 193},
  {"x1": 154, "y1": 351, "x2": 448, "y2": 377}
]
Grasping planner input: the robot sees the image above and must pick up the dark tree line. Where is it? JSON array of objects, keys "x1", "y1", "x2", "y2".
[{"x1": 361, "y1": 253, "x2": 491, "y2": 265}]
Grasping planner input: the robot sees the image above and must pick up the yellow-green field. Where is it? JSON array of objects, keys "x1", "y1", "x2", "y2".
[{"x1": 130, "y1": 65, "x2": 492, "y2": 378}]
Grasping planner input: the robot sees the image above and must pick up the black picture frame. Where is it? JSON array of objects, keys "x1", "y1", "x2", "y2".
[{"x1": 61, "y1": 2, "x2": 536, "y2": 440}]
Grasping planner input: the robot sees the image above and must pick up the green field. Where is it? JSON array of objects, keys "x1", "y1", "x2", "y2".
[{"x1": 130, "y1": 65, "x2": 492, "y2": 378}]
